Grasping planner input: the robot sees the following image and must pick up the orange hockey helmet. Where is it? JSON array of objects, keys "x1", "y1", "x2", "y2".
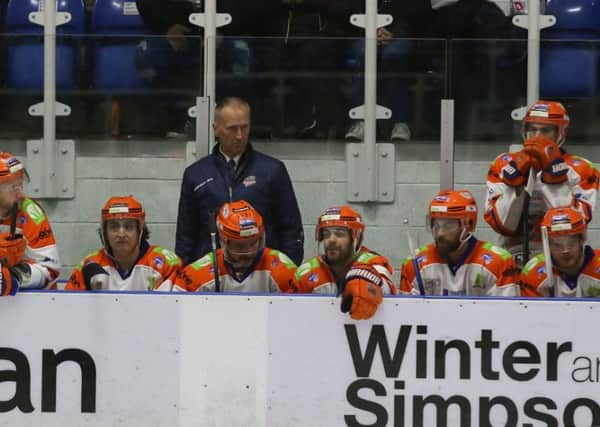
[
  {"x1": 101, "y1": 195, "x2": 146, "y2": 225},
  {"x1": 316, "y1": 205, "x2": 365, "y2": 251},
  {"x1": 541, "y1": 207, "x2": 586, "y2": 238},
  {"x1": 429, "y1": 189, "x2": 478, "y2": 231},
  {"x1": 0, "y1": 152, "x2": 26, "y2": 184},
  {"x1": 523, "y1": 100, "x2": 570, "y2": 145},
  {"x1": 217, "y1": 200, "x2": 264, "y2": 242}
]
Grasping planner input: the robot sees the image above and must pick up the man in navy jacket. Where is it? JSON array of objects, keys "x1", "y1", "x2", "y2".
[{"x1": 176, "y1": 97, "x2": 304, "y2": 265}]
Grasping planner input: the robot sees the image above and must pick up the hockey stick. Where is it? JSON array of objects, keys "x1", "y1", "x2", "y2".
[
  {"x1": 521, "y1": 168, "x2": 535, "y2": 265},
  {"x1": 9, "y1": 201, "x2": 18, "y2": 240},
  {"x1": 540, "y1": 225, "x2": 555, "y2": 296},
  {"x1": 208, "y1": 210, "x2": 221, "y2": 293}
]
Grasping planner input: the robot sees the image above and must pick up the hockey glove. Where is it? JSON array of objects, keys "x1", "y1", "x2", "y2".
[
  {"x1": 1, "y1": 262, "x2": 19, "y2": 296},
  {"x1": 501, "y1": 151, "x2": 532, "y2": 187},
  {"x1": 523, "y1": 136, "x2": 568, "y2": 184},
  {"x1": 0, "y1": 231, "x2": 26, "y2": 268},
  {"x1": 340, "y1": 264, "x2": 383, "y2": 320},
  {"x1": 82, "y1": 262, "x2": 109, "y2": 290}
]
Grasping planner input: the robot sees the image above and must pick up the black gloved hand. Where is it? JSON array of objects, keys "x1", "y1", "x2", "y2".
[{"x1": 82, "y1": 263, "x2": 109, "y2": 290}]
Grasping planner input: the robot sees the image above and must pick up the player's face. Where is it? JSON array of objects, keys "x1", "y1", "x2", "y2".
[
  {"x1": 213, "y1": 105, "x2": 250, "y2": 158},
  {"x1": 525, "y1": 123, "x2": 558, "y2": 142},
  {"x1": 0, "y1": 177, "x2": 25, "y2": 215},
  {"x1": 549, "y1": 234, "x2": 584, "y2": 273},
  {"x1": 431, "y1": 218, "x2": 462, "y2": 257},
  {"x1": 321, "y1": 227, "x2": 354, "y2": 265},
  {"x1": 224, "y1": 237, "x2": 260, "y2": 269},
  {"x1": 105, "y1": 219, "x2": 141, "y2": 260}
]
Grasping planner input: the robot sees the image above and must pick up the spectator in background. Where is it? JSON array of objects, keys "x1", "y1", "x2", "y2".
[
  {"x1": 0, "y1": 152, "x2": 60, "y2": 289},
  {"x1": 176, "y1": 97, "x2": 304, "y2": 265},
  {"x1": 400, "y1": 189, "x2": 520, "y2": 296},
  {"x1": 485, "y1": 101, "x2": 599, "y2": 267},
  {"x1": 520, "y1": 207, "x2": 600, "y2": 298},
  {"x1": 65, "y1": 195, "x2": 181, "y2": 291},
  {"x1": 172, "y1": 200, "x2": 297, "y2": 292},
  {"x1": 293, "y1": 205, "x2": 397, "y2": 320},
  {"x1": 345, "y1": 0, "x2": 431, "y2": 142}
]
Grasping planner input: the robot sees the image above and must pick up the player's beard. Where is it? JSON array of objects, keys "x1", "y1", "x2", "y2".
[
  {"x1": 324, "y1": 242, "x2": 353, "y2": 266},
  {"x1": 435, "y1": 237, "x2": 461, "y2": 258}
]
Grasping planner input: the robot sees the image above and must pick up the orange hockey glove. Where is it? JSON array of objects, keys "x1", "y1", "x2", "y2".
[
  {"x1": 0, "y1": 231, "x2": 26, "y2": 268},
  {"x1": 340, "y1": 264, "x2": 384, "y2": 320},
  {"x1": 523, "y1": 136, "x2": 568, "y2": 184},
  {"x1": 500, "y1": 151, "x2": 533, "y2": 187}
]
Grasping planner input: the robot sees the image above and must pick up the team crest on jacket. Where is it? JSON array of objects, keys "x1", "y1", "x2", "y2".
[{"x1": 243, "y1": 176, "x2": 257, "y2": 187}]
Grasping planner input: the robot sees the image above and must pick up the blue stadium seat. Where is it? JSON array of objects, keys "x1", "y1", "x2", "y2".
[
  {"x1": 5, "y1": 0, "x2": 85, "y2": 90},
  {"x1": 91, "y1": 0, "x2": 147, "y2": 90},
  {"x1": 540, "y1": 0, "x2": 600, "y2": 97}
]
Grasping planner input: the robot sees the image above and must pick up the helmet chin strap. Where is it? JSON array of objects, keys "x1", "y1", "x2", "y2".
[{"x1": 455, "y1": 226, "x2": 473, "y2": 253}]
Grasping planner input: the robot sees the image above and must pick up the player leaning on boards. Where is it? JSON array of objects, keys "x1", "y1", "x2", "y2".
[
  {"x1": 0, "y1": 152, "x2": 60, "y2": 293},
  {"x1": 65, "y1": 195, "x2": 181, "y2": 291},
  {"x1": 293, "y1": 206, "x2": 397, "y2": 321},
  {"x1": 485, "y1": 100, "x2": 599, "y2": 266},
  {"x1": 400, "y1": 189, "x2": 520, "y2": 296},
  {"x1": 172, "y1": 200, "x2": 297, "y2": 293},
  {"x1": 521, "y1": 207, "x2": 600, "y2": 298}
]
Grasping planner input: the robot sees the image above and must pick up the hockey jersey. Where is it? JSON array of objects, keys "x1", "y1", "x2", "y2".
[
  {"x1": 400, "y1": 237, "x2": 520, "y2": 296},
  {"x1": 520, "y1": 246, "x2": 600, "y2": 298},
  {"x1": 485, "y1": 151, "x2": 599, "y2": 259},
  {"x1": 0, "y1": 198, "x2": 60, "y2": 289},
  {"x1": 65, "y1": 242, "x2": 181, "y2": 291},
  {"x1": 172, "y1": 247, "x2": 297, "y2": 293},
  {"x1": 293, "y1": 247, "x2": 397, "y2": 295}
]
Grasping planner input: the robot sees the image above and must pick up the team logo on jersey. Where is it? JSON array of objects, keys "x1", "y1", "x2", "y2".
[
  {"x1": 423, "y1": 278, "x2": 441, "y2": 295},
  {"x1": 154, "y1": 257, "x2": 164, "y2": 269},
  {"x1": 501, "y1": 154, "x2": 511, "y2": 162},
  {"x1": 243, "y1": 176, "x2": 257, "y2": 187},
  {"x1": 308, "y1": 273, "x2": 318, "y2": 283},
  {"x1": 536, "y1": 266, "x2": 545, "y2": 275},
  {"x1": 416, "y1": 255, "x2": 426, "y2": 265},
  {"x1": 482, "y1": 253, "x2": 492, "y2": 265},
  {"x1": 271, "y1": 257, "x2": 279, "y2": 268}
]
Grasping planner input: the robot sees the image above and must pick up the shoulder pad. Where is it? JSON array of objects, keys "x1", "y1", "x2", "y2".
[
  {"x1": 191, "y1": 253, "x2": 214, "y2": 270},
  {"x1": 267, "y1": 249, "x2": 296, "y2": 269},
  {"x1": 481, "y1": 242, "x2": 513, "y2": 260},
  {"x1": 294, "y1": 257, "x2": 319, "y2": 280},
  {"x1": 522, "y1": 253, "x2": 545, "y2": 275},
  {"x1": 21, "y1": 198, "x2": 47, "y2": 225},
  {"x1": 152, "y1": 247, "x2": 181, "y2": 267}
]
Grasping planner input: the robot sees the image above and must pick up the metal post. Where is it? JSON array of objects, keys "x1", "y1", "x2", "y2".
[
  {"x1": 511, "y1": 0, "x2": 555, "y2": 120},
  {"x1": 42, "y1": 0, "x2": 57, "y2": 196},
  {"x1": 189, "y1": 1, "x2": 231, "y2": 157},
  {"x1": 363, "y1": 0, "x2": 378, "y2": 201},
  {"x1": 440, "y1": 100, "x2": 455, "y2": 190}
]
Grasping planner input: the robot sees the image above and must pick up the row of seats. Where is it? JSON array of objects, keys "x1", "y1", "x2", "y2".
[
  {"x1": 5, "y1": 0, "x2": 146, "y2": 90},
  {"x1": 3, "y1": 0, "x2": 600, "y2": 96}
]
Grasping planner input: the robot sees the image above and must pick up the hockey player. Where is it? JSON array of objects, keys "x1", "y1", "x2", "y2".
[
  {"x1": 520, "y1": 207, "x2": 600, "y2": 297},
  {"x1": 172, "y1": 200, "x2": 297, "y2": 292},
  {"x1": 485, "y1": 100, "x2": 599, "y2": 266},
  {"x1": 400, "y1": 189, "x2": 520, "y2": 296},
  {"x1": 65, "y1": 195, "x2": 181, "y2": 291},
  {"x1": 0, "y1": 152, "x2": 60, "y2": 289},
  {"x1": 293, "y1": 205, "x2": 396, "y2": 320}
]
